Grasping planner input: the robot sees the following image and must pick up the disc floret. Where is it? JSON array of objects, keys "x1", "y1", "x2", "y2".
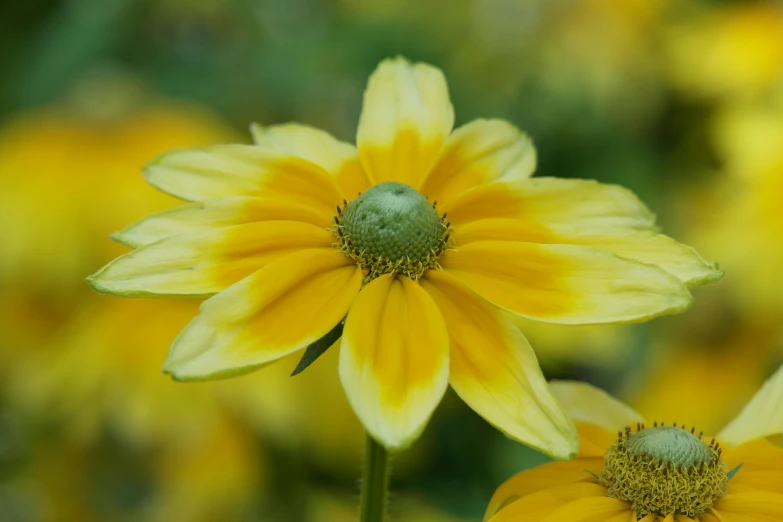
[
  {"x1": 334, "y1": 182, "x2": 451, "y2": 282},
  {"x1": 599, "y1": 422, "x2": 729, "y2": 519}
]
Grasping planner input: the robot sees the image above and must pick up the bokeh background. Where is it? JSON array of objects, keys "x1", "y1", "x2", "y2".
[{"x1": 1, "y1": 0, "x2": 782, "y2": 520}]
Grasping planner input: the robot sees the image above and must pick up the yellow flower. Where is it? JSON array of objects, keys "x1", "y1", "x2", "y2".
[
  {"x1": 695, "y1": 103, "x2": 783, "y2": 320},
  {"x1": 485, "y1": 367, "x2": 783, "y2": 521},
  {"x1": 665, "y1": 3, "x2": 783, "y2": 98},
  {"x1": 627, "y1": 340, "x2": 773, "y2": 436},
  {"x1": 89, "y1": 57, "x2": 721, "y2": 454},
  {"x1": 0, "y1": 98, "x2": 236, "y2": 297}
]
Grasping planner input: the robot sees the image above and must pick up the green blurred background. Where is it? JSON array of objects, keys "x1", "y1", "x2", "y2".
[{"x1": 1, "y1": 0, "x2": 782, "y2": 520}]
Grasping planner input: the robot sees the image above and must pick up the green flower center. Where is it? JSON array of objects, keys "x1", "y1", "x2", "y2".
[
  {"x1": 334, "y1": 182, "x2": 450, "y2": 282},
  {"x1": 599, "y1": 423, "x2": 729, "y2": 519}
]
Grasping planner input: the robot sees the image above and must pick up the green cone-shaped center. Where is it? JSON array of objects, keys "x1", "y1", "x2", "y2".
[
  {"x1": 626, "y1": 426, "x2": 714, "y2": 466},
  {"x1": 341, "y1": 182, "x2": 444, "y2": 262}
]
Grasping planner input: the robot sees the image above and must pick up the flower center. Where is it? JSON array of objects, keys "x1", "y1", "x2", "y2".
[
  {"x1": 334, "y1": 182, "x2": 451, "y2": 282},
  {"x1": 599, "y1": 423, "x2": 729, "y2": 519}
]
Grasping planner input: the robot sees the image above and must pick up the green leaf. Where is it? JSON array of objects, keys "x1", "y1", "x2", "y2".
[
  {"x1": 727, "y1": 463, "x2": 743, "y2": 480},
  {"x1": 291, "y1": 319, "x2": 344, "y2": 376}
]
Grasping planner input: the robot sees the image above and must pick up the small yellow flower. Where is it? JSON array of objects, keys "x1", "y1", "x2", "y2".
[
  {"x1": 485, "y1": 366, "x2": 783, "y2": 521},
  {"x1": 89, "y1": 57, "x2": 721, "y2": 453}
]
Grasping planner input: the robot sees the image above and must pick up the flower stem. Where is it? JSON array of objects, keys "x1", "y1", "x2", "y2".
[{"x1": 360, "y1": 432, "x2": 390, "y2": 522}]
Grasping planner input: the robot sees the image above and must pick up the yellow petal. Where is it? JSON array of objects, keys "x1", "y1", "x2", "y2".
[
  {"x1": 722, "y1": 439, "x2": 783, "y2": 494},
  {"x1": 89, "y1": 221, "x2": 334, "y2": 297},
  {"x1": 113, "y1": 196, "x2": 330, "y2": 248},
  {"x1": 339, "y1": 274, "x2": 450, "y2": 451},
  {"x1": 144, "y1": 145, "x2": 343, "y2": 215},
  {"x1": 483, "y1": 459, "x2": 603, "y2": 520},
  {"x1": 574, "y1": 422, "x2": 621, "y2": 459},
  {"x1": 537, "y1": 497, "x2": 631, "y2": 522},
  {"x1": 356, "y1": 57, "x2": 454, "y2": 188},
  {"x1": 163, "y1": 249, "x2": 362, "y2": 380},
  {"x1": 454, "y1": 219, "x2": 723, "y2": 286},
  {"x1": 549, "y1": 381, "x2": 645, "y2": 435},
  {"x1": 719, "y1": 364, "x2": 783, "y2": 446},
  {"x1": 443, "y1": 178, "x2": 656, "y2": 229},
  {"x1": 421, "y1": 270, "x2": 577, "y2": 459},
  {"x1": 712, "y1": 490, "x2": 783, "y2": 520},
  {"x1": 441, "y1": 241, "x2": 693, "y2": 325},
  {"x1": 486, "y1": 483, "x2": 611, "y2": 522},
  {"x1": 420, "y1": 119, "x2": 536, "y2": 207},
  {"x1": 249, "y1": 122, "x2": 371, "y2": 197}
]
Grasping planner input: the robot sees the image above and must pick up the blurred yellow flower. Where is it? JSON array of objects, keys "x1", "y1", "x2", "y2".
[
  {"x1": 0, "y1": 98, "x2": 237, "y2": 297},
  {"x1": 666, "y1": 3, "x2": 783, "y2": 98},
  {"x1": 485, "y1": 369, "x2": 783, "y2": 521},
  {"x1": 626, "y1": 339, "x2": 773, "y2": 436},
  {"x1": 90, "y1": 56, "x2": 720, "y2": 455},
  {"x1": 694, "y1": 103, "x2": 783, "y2": 321},
  {"x1": 0, "y1": 91, "x2": 262, "y2": 521}
]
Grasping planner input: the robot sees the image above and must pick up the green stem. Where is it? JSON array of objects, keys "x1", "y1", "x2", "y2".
[{"x1": 360, "y1": 432, "x2": 390, "y2": 522}]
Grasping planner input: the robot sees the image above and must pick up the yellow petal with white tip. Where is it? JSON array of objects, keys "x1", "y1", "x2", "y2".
[
  {"x1": 144, "y1": 144, "x2": 343, "y2": 218},
  {"x1": 421, "y1": 270, "x2": 577, "y2": 460},
  {"x1": 357, "y1": 57, "x2": 454, "y2": 188},
  {"x1": 441, "y1": 240, "x2": 693, "y2": 325},
  {"x1": 453, "y1": 218, "x2": 723, "y2": 286},
  {"x1": 420, "y1": 119, "x2": 536, "y2": 207},
  {"x1": 339, "y1": 274, "x2": 450, "y2": 451},
  {"x1": 113, "y1": 196, "x2": 330, "y2": 248},
  {"x1": 443, "y1": 178, "x2": 656, "y2": 229},
  {"x1": 249, "y1": 122, "x2": 371, "y2": 197},
  {"x1": 719, "y1": 364, "x2": 783, "y2": 446},
  {"x1": 163, "y1": 248, "x2": 362, "y2": 380},
  {"x1": 89, "y1": 221, "x2": 334, "y2": 297}
]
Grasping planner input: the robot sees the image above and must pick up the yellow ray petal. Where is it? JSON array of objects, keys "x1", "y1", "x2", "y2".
[
  {"x1": 719, "y1": 364, "x2": 783, "y2": 446},
  {"x1": 485, "y1": 483, "x2": 610, "y2": 522},
  {"x1": 163, "y1": 249, "x2": 362, "y2": 380},
  {"x1": 443, "y1": 178, "x2": 656, "y2": 229},
  {"x1": 537, "y1": 497, "x2": 632, "y2": 522},
  {"x1": 483, "y1": 459, "x2": 603, "y2": 520},
  {"x1": 339, "y1": 274, "x2": 449, "y2": 451},
  {"x1": 249, "y1": 122, "x2": 371, "y2": 197},
  {"x1": 454, "y1": 219, "x2": 723, "y2": 287},
  {"x1": 712, "y1": 490, "x2": 783, "y2": 520},
  {"x1": 441, "y1": 241, "x2": 693, "y2": 325},
  {"x1": 356, "y1": 57, "x2": 454, "y2": 188},
  {"x1": 420, "y1": 270, "x2": 577, "y2": 459},
  {"x1": 113, "y1": 196, "x2": 330, "y2": 248},
  {"x1": 420, "y1": 119, "x2": 536, "y2": 207},
  {"x1": 574, "y1": 422, "x2": 621, "y2": 459},
  {"x1": 144, "y1": 144, "x2": 343, "y2": 214},
  {"x1": 722, "y1": 439, "x2": 783, "y2": 494},
  {"x1": 89, "y1": 221, "x2": 335, "y2": 297},
  {"x1": 549, "y1": 381, "x2": 645, "y2": 435}
]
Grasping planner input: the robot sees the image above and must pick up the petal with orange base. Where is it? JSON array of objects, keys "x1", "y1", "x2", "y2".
[
  {"x1": 89, "y1": 221, "x2": 334, "y2": 297},
  {"x1": 162, "y1": 249, "x2": 362, "y2": 380},
  {"x1": 356, "y1": 57, "x2": 454, "y2": 188},
  {"x1": 441, "y1": 241, "x2": 692, "y2": 325},
  {"x1": 421, "y1": 270, "x2": 577, "y2": 459},
  {"x1": 249, "y1": 122, "x2": 371, "y2": 197},
  {"x1": 339, "y1": 274, "x2": 450, "y2": 451},
  {"x1": 419, "y1": 119, "x2": 536, "y2": 207}
]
